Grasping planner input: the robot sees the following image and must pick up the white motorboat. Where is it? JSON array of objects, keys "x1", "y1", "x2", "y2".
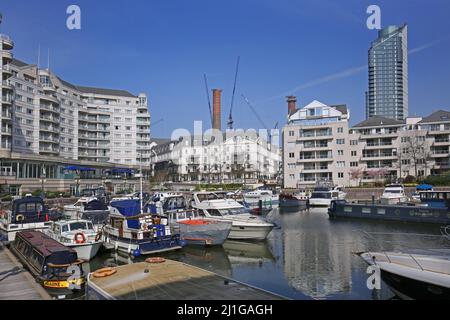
[
  {"x1": 359, "y1": 249, "x2": 450, "y2": 300},
  {"x1": 243, "y1": 189, "x2": 279, "y2": 210},
  {"x1": 309, "y1": 185, "x2": 346, "y2": 207},
  {"x1": 191, "y1": 192, "x2": 274, "y2": 241},
  {"x1": 380, "y1": 184, "x2": 408, "y2": 205},
  {"x1": 43, "y1": 219, "x2": 103, "y2": 261}
]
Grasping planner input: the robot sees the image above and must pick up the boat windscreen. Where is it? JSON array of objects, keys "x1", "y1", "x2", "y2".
[
  {"x1": 311, "y1": 192, "x2": 331, "y2": 199},
  {"x1": 219, "y1": 207, "x2": 248, "y2": 215},
  {"x1": 69, "y1": 222, "x2": 89, "y2": 231}
]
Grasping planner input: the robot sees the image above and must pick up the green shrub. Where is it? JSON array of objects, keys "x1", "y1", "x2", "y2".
[
  {"x1": 1, "y1": 195, "x2": 13, "y2": 202},
  {"x1": 423, "y1": 173, "x2": 450, "y2": 186}
]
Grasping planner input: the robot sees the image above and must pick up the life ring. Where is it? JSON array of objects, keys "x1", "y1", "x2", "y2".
[
  {"x1": 92, "y1": 267, "x2": 117, "y2": 278},
  {"x1": 145, "y1": 257, "x2": 166, "y2": 264},
  {"x1": 94, "y1": 232, "x2": 102, "y2": 242},
  {"x1": 16, "y1": 214, "x2": 25, "y2": 222},
  {"x1": 74, "y1": 233, "x2": 86, "y2": 244}
]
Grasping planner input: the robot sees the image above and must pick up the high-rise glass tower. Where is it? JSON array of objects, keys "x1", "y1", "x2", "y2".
[{"x1": 366, "y1": 25, "x2": 408, "y2": 121}]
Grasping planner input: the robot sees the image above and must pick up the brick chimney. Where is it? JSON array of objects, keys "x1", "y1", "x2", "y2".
[
  {"x1": 212, "y1": 89, "x2": 222, "y2": 131},
  {"x1": 287, "y1": 96, "x2": 297, "y2": 116}
]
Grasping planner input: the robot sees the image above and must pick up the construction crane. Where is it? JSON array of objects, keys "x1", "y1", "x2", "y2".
[
  {"x1": 227, "y1": 56, "x2": 240, "y2": 130},
  {"x1": 242, "y1": 94, "x2": 275, "y2": 144},
  {"x1": 203, "y1": 74, "x2": 213, "y2": 127}
]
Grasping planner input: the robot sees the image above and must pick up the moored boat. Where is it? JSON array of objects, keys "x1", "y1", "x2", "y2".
[
  {"x1": 279, "y1": 193, "x2": 308, "y2": 208},
  {"x1": 192, "y1": 192, "x2": 274, "y2": 241},
  {"x1": 380, "y1": 184, "x2": 409, "y2": 205},
  {"x1": 358, "y1": 249, "x2": 450, "y2": 300},
  {"x1": 328, "y1": 191, "x2": 450, "y2": 224},
  {"x1": 167, "y1": 210, "x2": 232, "y2": 246},
  {"x1": 0, "y1": 196, "x2": 57, "y2": 242},
  {"x1": 43, "y1": 219, "x2": 103, "y2": 261},
  {"x1": 309, "y1": 184, "x2": 346, "y2": 207},
  {"x1": 10, "y1": 231, "x2": 85, "y2": 297},
  {"x1": 103, "y1": 199, "x2": 186, "y2": 256}
]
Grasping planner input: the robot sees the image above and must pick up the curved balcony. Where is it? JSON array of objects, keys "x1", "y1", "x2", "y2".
[
  {"x1": 40, "y1": 114, "x2": 60, "y2": 124},
  {"x1": 0, "y1": 35, "x2": 14, "y2": 50},
  {"x1": 1, "y1": 50, "x2": 13, "y2": 63},
  {"x1": 1, "y1": 64, "x2": 12, "y2": 76},
  {"x1": 42, "y1": 85, "x2": 57, "y2": 94},
  {"x1": 1, "y1": 95, "x2": 13, "y2": 105},
  {"x1": 40, "y1": 103, "x2": 60, "y2": 114},
  {"x1": 39, "y1": 124, "x2": 60, "y2": 134},
  {"x1": 39, "y1": 147, "x2": 59, "y2": 155},
  {"x1": 39, "y1": 94, "x2": 59, "y2": 104},
  {"x1": 1, "y1": 80, "x2": 13, "y2": 91}
]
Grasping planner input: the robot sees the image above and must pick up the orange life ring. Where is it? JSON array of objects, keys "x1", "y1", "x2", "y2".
[
  {"x1": 74, "y1": 233, "x2": 86, "y2": 244},
  {"x1": 145, "y1": 257, "x2": 166, "y2": 264},
  {"x1": 94, "y1": 232, "x2": 102, "y2": 242},
  {"x1": 92, "y1": 267, "x2": 117, "y2": 278}
]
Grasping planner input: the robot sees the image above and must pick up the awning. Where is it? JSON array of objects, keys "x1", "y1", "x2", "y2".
[
  {"x1": 110, "y1": 168, "x2": 135, "y2": 174},
  {"x1": 416, "y1": 184, "x2": 433, "y2": 191},
  {"x1": 64, "y1": 166, "x2": 95, "y2": 172}
]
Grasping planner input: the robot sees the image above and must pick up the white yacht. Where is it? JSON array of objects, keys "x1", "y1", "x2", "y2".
[
  {"x1": 309, "y1": 185, "x2": 346, "y2": 207},
  {"x1": 63, "y1": 197, "x2": 110, "y2": 231},
  {"x1": 243, "y1": 189, "x2": 279, "y2": 210},
  {"x1": 380, "y1": 184, "x2": 408, "y2": 205},
  {"x1": 191, "y1": 192, "x2": 274, "y2": 240},
  {"x1": 43, "y1": 219, "x2": 103, "y2": 261}
]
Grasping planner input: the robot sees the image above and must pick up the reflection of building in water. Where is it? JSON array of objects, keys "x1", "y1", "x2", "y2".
[{"x1": 282, "y1": 214, "x2": 353, "y2": 299}]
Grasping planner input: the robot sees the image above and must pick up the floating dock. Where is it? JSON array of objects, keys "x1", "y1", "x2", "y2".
[
  {"x1": 87, "y1": 258, "x2": 286, "y2": 300},
  {"x1": 0, "y1": 243, "x2": 51, "y2": 300}
]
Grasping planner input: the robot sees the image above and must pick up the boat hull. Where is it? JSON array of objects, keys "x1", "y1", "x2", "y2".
[
  {"x1": 228, "y1": 225, "x2": 273, "y2": 240},
  {"x1": 66, "y1": 242, "x2": 103, "y2": 261},
  {"x1": 178, "y1": 220, "x2": 232, "y2": 246},
  {"x1": 103, "y1": 232, "x2": 185, "y2": 255},
  {"x1": 0, "y1": 222, "x2": 52, "y2": 242},
  {"x1": 309, "y1": 198, "x2": 332, "y2": 207},
  {"x1": 279, "y1": 198, "x2": 308, "y2": 208},
  {"x1": 328, "y1": 200, "x2": 450, "y2": 224}
]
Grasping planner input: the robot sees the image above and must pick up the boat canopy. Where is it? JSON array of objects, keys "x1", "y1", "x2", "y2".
[
  {"x1": 11, "y1": 196, "x2": 48, "y2": 224},
  {"x1": 84, "y1": 199, "x2": 108, "y2": 211},
  {"x1": 110, "y1": 199, "x2": 141, "y2": 229}
]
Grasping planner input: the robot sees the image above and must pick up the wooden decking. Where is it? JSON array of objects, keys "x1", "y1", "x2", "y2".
[
  {"x1": 0, "y1": 243, "x2": 51, "y2": 300},
  {"x1": 88, "y1": 259, "x2": 285, "y2": 300}
]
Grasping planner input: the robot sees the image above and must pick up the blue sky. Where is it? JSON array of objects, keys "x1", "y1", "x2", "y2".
[{"x1": 2, "y1": 0, "x2": 450, "y2": 137}]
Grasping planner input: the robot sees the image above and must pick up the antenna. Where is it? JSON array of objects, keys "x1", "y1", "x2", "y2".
[
  {"x1": 38, "y1": 44, "x2": 41, "y2": 69},
  {"x1": 203, "y1": 74, "x2": 213, "y2": 127},
  {"x1": 227, "y1": 56, "x2": 240, "y2": 130},
  {"x1": 47, "y1": 48, "x2": 50, "y2": 70}
]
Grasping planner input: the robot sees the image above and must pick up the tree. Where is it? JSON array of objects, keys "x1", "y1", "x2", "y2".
[
  {"x1": 400, "y1": 132, "x2": 430, "y2": 178},
  {"x1": 349, "y1": 168, "x2": 364, "y2": 187}
]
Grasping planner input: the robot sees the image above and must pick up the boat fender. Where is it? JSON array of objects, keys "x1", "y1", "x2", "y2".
[
  {"x1": 95, "y1": 233, "x2": 102, "y2": 242},
  {"x1": 93, "y1": 267, "x2": 117, "y2": 278},
  {"x1": 132, "y1": 248, "x2": 141, "y2": 257},
  {"x1": 16, "y1": 214, "x2": 25, "y2": 222},
  {"x1": 74, "y1": 233, "x2": 86, "y2": 244},
  {"x1": 145, "y1": 257, "x2": 165, "y2": 264}
]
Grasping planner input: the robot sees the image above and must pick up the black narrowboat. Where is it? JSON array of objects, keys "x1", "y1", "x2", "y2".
[{"x1": 10, "y1": 231, "x2": 85, "y2": 296}]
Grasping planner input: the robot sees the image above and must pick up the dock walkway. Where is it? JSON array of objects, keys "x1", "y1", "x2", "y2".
[{"x1": 0, "y1": 242, "x2": 51, "y2": 300}]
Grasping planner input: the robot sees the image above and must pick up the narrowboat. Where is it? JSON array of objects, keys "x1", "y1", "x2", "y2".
[
  {"x1": 86, "y1": 258, "x2": 286, "y2": 300},
  {"x1": 167, "y1": 210, "x2": 232, "y2": 246},
  {"x1": 103, "y1": 199, "x2": 186, "y2": 256},
  {"x1": 0, "y1": 196, "x2": 57, "y2": 242},
  {"x1": 328, "y1": 191, "x2": 450, "y2": 224},
  {"x1": 10, "y1": 231, "x2": 85, "y2": 296},
  {"x1": 43, "y1": 220, "x2": 103, "y2": 261},
  {"x1": 359, "y1": 250, "x2": 450, "y2": 300}
]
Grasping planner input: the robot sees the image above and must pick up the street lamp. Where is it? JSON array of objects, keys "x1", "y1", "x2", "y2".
[{"x1": 40, "y1": 165, "x2": 46, "y2": 198}]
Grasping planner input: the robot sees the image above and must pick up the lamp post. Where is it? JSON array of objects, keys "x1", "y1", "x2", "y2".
[{"x1": 40, "y1": 165, "x2": 46, "y2": 198}]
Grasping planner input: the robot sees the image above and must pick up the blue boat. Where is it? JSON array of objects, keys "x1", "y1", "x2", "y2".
[
  {"x1": 102, "y1": 199, "x2": 186, "y2": 256},
  {"x1": 328, "y1": 191, "x2": 450, "y2": 224}
]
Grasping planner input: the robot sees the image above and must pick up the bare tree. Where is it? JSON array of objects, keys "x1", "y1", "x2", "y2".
[{"x1": 400, "y1": 132, "x2": 430, "y2": 178}]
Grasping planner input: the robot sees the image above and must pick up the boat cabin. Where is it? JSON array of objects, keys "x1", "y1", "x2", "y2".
[
  {"x1": 420, "y1": 191, "x2": 450, "y2": 209},
  {"x1": 9, "y1": 196, "x2": 49, "y2": 224}
]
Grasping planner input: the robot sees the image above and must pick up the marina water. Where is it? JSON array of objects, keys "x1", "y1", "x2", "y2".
[{"x1": 82, "y1": 207, "x2": 448, "y2": 300}]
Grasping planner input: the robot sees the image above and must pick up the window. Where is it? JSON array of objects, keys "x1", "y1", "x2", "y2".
[
  {"x1": 337, "y1": 127, "x2": 343, "y2": 133},
  {"x1": 336, "y1": 139, "x2": 345, "y2": 145},
  {"x1": 115, "y1": 126, "x2": 120, "y2": 130},
  {"x1": 336, "y1": 161, "x2": 345, "y2": 168},
  {"x1": 351, "y1": 151, "x2": 357, "y2": 157},
  {"x1": 338, "y1": 150, "x2": 344, "y2": 156},
  {"x1": 350, "y1": 162, "x2": 358, "y2": 167},
  {"x1": 27, "y1": 98, "x2": 33, "y2": 104},
  {"x1": 350, "y1": 140, "x2": 358, "y2": 146},
  {"x1": 125, "y1": 126, "x2": 131, "y2": 131},
  {"x1": 289, "y1": 153, "x2": 294, "y2": 158},
  {"x1": 289, "y1": 131, "x2": 294, "y2": 137},
  {"x1": 338, "y1": 172, "x2": 344, "y2": 178}
]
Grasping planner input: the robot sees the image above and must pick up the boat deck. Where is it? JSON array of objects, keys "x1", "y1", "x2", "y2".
[
  {"x1": 0, "y1": 243, "x2": 51, "y2": 300},
  {"x1": 88, "y1": 259, "x2": 285, "y2": 300}
]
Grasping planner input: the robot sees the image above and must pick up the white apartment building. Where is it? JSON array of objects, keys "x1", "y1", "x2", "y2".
[
  {"x1": 283, "y1": 96, "x2": 450, "y2": 189},
  {"x1": 0, "y1": 28, "x2": 151, "y2": 194},
  {"x1": 150, "y1": 132, "x2": 281, "y2": 184}
]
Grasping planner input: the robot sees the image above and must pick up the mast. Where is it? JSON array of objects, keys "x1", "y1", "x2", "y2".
[{"x1": 139, "y1": 153, "x2": 144, "y2": 215}]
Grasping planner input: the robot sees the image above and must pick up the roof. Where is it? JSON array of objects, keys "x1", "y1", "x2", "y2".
[
  {"x1": 17, "y1": 231, "x2": 78, "y2": 261},
  {"x1": 76, "y1": 86, "x2": 136, "y2": 98},
  {"x1": 332, "y1": 104, "x2": 348, "y2": 115},
  {"x1": 10, "y1": 58, "x2": 29, "y2": 68},
  {"x1": 56, "y1": 77, "x2": 79, "y2": 91},
  {"x1": 418, "y1": 110, "x2": 450, "y2": 124},
  {"x1": 151, "y1": 138, "x2": 172, "y2": 145},
  {"x1": 353, "y1": 116, "x2": 405, "y2": 128}
]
